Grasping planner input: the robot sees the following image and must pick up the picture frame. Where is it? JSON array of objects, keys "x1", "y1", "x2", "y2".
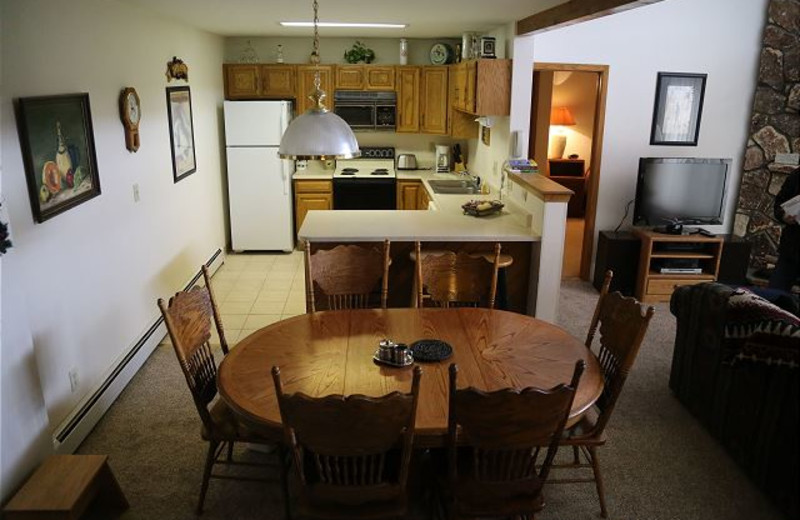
[
  {"x1": 649, "y1": 72, "x2": 707, "y2": 146},
  {"x1": 166, "y1": 86, "x2": 196, "y2": 182},
  {"x1": 16, "y1": 93, "x2": 101, "y2": 223}
]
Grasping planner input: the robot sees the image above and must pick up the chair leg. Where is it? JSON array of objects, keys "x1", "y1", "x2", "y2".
[
  {"x1": 226, "y1": 441, "x2": 234, "y2": 462},
  {"x1": 197, "y1": 440, "x2": 218, "y2": 515},
  {"x1": 572, "y1": 446, "x2": 580, "y2": 465},
  {"x1": 587, "y1": 446, "x2": 608, "y2": 518},
  {"x1": 279, "y1": 446, "x2": 292, "y2": 520}
]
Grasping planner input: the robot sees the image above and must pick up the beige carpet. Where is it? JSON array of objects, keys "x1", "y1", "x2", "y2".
[{"x1": 78, "y1": 280, "x2": 783, "y2": 519}]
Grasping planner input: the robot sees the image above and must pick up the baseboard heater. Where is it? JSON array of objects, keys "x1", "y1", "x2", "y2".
[{"x1": 53, "y1": 248, "x2": 224, "y2": 453}]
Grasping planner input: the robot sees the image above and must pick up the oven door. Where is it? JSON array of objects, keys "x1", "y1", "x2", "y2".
[
  {"x1": 333, "y1": 178, "x2": 397, "y2": 210},
  {"x1": 333, "y1": 104, "x2": 375, "y2": 131}
]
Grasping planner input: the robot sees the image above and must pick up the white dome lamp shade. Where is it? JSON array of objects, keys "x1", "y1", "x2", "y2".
[{"x1": 278, "y1": 0, "x2": 360, "y2": 160}]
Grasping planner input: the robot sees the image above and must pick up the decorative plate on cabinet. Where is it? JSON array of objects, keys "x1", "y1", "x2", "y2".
[{"x1": 429, "y1": 43, "x2": 453, "y2": 65}]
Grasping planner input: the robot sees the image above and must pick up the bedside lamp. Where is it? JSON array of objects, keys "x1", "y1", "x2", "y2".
[{"x1": 549, "y1": 106, "x2": 576, "y2": 159}]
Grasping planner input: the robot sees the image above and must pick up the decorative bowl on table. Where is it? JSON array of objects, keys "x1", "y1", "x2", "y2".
[{"x1": 461, "y1": 200, "x2": 504, "y2": 217}]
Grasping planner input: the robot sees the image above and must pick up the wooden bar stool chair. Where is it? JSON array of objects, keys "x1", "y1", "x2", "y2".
[
  {"x1": 304, "y1": 239, "x2": 391, "y2": 312},
  {"x1": 549, "y1": 270, "x2": 655, "y2": 518},
  {"x1": 414, "y1": 241, "x2": 502, "y2": 308}
]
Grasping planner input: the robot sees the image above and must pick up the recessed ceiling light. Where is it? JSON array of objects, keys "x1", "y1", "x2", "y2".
[{"x1": 280, "y1": 22, "x2": 407, "y2": 29}]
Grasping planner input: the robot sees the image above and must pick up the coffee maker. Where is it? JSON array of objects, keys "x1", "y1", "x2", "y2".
[{"x1": 435, "y1": 145, "x2": 450, "y2": 173}]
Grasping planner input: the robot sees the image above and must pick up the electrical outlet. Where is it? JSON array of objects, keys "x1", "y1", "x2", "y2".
[
  {"x1": 296, "y1": 160, "x2": 308, "y2": 170},
  {"x1": 133, "y1": 183, "x2": 140, "y2": 202},
  {"x1": 69, "y1": 368, "x2": 79, "y2": 393},
  {"x1": 323, "y1": 160, "x2": 335, "y2": 169}
]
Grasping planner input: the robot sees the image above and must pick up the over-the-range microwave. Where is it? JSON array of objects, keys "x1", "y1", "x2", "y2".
[{"x1": 333, "y1": 90, "x2": 396, "y2": 131}]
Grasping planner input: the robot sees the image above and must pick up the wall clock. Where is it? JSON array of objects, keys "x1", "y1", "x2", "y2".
[
  {"x1": 119, "y1": 87, "x2": 141, "y2": 152},
  {"x1": 429, "y1": 43, "x2": 453, "y2": 65}
]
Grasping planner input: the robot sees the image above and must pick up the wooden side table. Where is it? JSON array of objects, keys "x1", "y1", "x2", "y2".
[{"x1": 4, "y1": 455, "x2": 128, "y2": 520}]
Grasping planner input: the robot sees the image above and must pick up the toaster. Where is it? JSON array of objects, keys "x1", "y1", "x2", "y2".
[{"x1": 396, "y1": 154, "x2": 418, "y2": 170}]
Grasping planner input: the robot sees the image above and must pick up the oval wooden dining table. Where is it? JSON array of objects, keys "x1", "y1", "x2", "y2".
[{"x1": 218, "y1": 307, "x2": 604, "y2": 447}]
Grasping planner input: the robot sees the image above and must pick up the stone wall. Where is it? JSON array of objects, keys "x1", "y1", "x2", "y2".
[{"x1": 734, "y1": 0, "x2": 800, "y2": 269}]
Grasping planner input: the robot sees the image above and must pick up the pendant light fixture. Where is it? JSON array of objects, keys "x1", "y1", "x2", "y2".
[{"x1": 278, "y1": 0, "x2": 360, "y2": 160}]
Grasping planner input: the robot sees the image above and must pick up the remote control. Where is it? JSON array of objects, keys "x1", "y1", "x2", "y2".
[{"x1": 697, "y1": 228, "x2": 715, "y2": 237}]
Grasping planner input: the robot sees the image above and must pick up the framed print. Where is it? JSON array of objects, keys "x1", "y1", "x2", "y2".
[
  {"x1": 16, "y1": 93, "x2": 101, "y2": 223},
  {"x1": 166, "y1": 86, "x2": 196, "y2": 182},
  {"x1": 650, "y1": 72, "x2": 707, "y2": 146}
]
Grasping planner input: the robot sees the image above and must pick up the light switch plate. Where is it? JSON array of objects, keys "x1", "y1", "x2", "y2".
[{"x1": 775, "y1": 153, "x2": 799, "y2": 166}]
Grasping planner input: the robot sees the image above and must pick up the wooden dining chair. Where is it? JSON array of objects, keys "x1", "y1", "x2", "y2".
[
  {"x1": 550, "y1": 269, "x2": 655, "y2": 518},
  {"x1": 272, "y1": 365, "x2": 422, "y2": 519},
  {"x1": 158, "y1": 274, "x2": 283, "y2": 515},
  {"x1": 445, "y1": 361, "x2": 585, "y2": 520},
  {"x1": 414, "y1": 242, "x2": 501, "y2": 308},
  {"x1": 304, "y1": 239, "x2": 391, "y2": 312}
]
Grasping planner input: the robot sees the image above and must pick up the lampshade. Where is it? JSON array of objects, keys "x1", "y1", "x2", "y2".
[
  {"x1": 278, "y1": 104, "x2": 360, "y2": 160},
  {"x1": 550, "y1": 106, "x2": 576, "y2": 126},
  {"x1": 277, "y1": 0, "x2": 360, "y2": 160}
]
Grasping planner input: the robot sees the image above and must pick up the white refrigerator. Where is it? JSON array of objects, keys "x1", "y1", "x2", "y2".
[{"x1": 224, "y1": 100, "x2": 295, "y2": 252}]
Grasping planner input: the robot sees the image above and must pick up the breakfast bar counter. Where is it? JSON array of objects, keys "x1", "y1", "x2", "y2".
[{"x1": 298, "y1": 209, "x2": 538, "y2": 243}]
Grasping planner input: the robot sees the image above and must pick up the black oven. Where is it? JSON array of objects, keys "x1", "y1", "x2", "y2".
[
  {"x1": 333, "y1": 91, "x2": 396, "y2": 131},
  {"x1": 333, "y1": 178, "x2": 397, "y2": 210}
]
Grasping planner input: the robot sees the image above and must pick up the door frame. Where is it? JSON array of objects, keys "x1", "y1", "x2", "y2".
[{"x1": 529, "y1": 62, "x2": 609, "y2": 280}]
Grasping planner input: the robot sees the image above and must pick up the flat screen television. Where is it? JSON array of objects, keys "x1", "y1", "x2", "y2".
[{"x1": 633, "y1": 157, "x2": 731, "y2": 227}]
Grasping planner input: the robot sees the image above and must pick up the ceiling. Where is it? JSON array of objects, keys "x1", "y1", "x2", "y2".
[{"x1": 118, "y1": 0, "x2": 566, "y2": 38}]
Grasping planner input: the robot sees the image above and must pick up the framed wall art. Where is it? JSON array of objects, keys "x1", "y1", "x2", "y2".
[
  {"x1": 166, "y1": 86, "x2": 196, "y2": 182},
  {"x1": 649, "y1": 72, "x2": 707, "y2": 146},
  {"x1": 16, "y1": 93, "x2": 101, "y2": 223}
]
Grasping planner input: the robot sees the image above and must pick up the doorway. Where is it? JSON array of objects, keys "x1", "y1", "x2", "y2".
[{"x1": 529, "y1": 63, "x2": 609, "y2": 280}]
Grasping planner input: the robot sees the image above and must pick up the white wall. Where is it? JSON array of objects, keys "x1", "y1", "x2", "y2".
[
  {"x1": 510, "y1": 0, "x2": 767, "y2": 245},
  {"x1": 0, "y1": 0, "x2": 226, "y2": 499}
]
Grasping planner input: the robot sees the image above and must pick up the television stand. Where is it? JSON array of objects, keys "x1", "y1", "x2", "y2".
[{"x1": 633, "y1": 228, "x2": 724, "y2": 303}]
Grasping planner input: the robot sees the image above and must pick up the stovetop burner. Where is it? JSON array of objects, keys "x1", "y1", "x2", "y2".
[
  {"x1": 340, "y1": 168, "x2": 358, "y2": 176},
  {"x1": 334, "y1": 156, "x2": 396, "y2": 179},
  {"x1": 371, "y1": 169, "x2": 389, "y2": 176}
]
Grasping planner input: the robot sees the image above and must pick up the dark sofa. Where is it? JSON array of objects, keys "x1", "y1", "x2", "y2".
[{"x1": 669, "y1": 283, "x2": 799, "y2": 518}]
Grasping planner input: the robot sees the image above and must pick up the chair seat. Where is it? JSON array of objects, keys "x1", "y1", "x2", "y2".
[
  {"x1": 201, "y1": 399, "x2": 272, "y2": 443},
  {"x1": 561, "y1": 406, "x2": 606, "y2": 445}
]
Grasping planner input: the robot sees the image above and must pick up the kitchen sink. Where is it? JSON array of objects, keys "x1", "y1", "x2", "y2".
[{"x1": 428, "y1": 179, "x2": 480, "y2": 195}]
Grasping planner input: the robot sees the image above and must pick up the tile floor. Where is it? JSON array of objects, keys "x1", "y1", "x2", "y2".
[{"x1": 162, "y1": 251, "x2": 306, "y2": 347}]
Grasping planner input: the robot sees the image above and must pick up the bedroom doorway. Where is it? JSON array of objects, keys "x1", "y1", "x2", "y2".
[{"x1": 529, "y1": 63, "x2": 609, "y2": 280}]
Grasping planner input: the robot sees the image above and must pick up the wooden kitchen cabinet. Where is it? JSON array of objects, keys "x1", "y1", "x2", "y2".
[
  {"x1": 396, "y1": 67, "x2": 420, "y2": 133},
  {"x1": 365, "y1": 66, "x2": 396, "y2": 90},
  {"x1": 294, "y1": 180, "x2": 333, "y2": 234},
  {"x1": 260, "y1": 65, "x2": 296, "y2": 98},
  {"x1": 224, "y1": 64, "x2": 296, "y2": 99},
  {"x1": 224, "y1": 64, "x2": 261, "y2": 99},
  {"x1": 296, "y1": 65, "x2": 334, "y2": 114},
  {"x1": 397, "y1": 180, "x2": 424, "y2": 210},
  {"x1": 335, "y1": 65, "x2": 365, "y2": 90},
  {"x1": 421, "y1": 67, "x2": 449, "y2": 135},
  {"x1": 451, "y1": 59, "x2": 512, "y2": 116},
  {"x1": 417, "y1": 184, "x2": 430, "y2": 209}
]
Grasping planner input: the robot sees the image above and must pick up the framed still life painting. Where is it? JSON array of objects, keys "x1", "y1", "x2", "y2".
[
  {"x1": 16, "y1": 93, "x2": 101, "y2": 223},
  {"x1": 650, "y1": 72, "x2": 707, "y2": 146},
  {"x1": 166, "y1": 86, "x2": 196, "y2": 182}
]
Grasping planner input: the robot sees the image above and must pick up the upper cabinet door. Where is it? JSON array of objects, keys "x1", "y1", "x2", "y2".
[
  {"x1": 261, "y1": 65, "x2": 296, "y2": 98},
  {"x1": 396, "y1": 66, "x2": 420, "y2": 133},
  {"x1": 224, "y1": 64, "x2": 261, "y2": 99},
  {"x1": 365, "y1": 66, "x2": 396, "y2": 90},
  {"x1": 296, "y1": 65, "x2": 334, "y2": 114},
  {"x1": 421, "y1": 67, "x2": 448, "y2": 135},
  {"x1": 335, "y1": 65, "x2": 365, "y2": 90}
]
